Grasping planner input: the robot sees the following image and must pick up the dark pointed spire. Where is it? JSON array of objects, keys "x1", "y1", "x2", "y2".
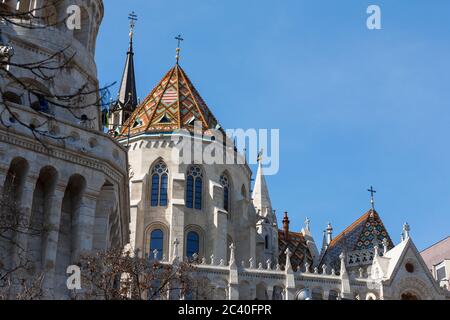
[{"x1": 116, "y1": 12, "x2": 138, "y2": 124}]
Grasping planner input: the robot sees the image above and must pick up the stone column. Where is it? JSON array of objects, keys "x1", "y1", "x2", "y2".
[
  {"x1": 41, "y1": 187, "x2": 65, "y2": 293},
  {"x1": 266, "y1": 286, "x2": 274, "y2": 300},
  {"x1": 213, "y1": 207, "x2": 228, "y2": 262},
  {"x1": 170, "y1": 173, "x2": 186, "y2": 261},
  {"x1": 72, "y1": 194, "x2": 97, "y2": 261},
  {"x1": 11, "y1": 177, "x2": 37, "y2": 268}
]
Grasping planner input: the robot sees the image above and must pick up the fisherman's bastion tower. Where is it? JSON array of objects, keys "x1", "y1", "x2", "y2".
[{"x1": 0, "y1": 0, "x2": 130, "y2": 298}]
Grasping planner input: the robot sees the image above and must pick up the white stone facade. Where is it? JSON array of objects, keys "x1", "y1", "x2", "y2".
[{"x1": 0, "y1": 0, "x2": 130, "y2": 299}]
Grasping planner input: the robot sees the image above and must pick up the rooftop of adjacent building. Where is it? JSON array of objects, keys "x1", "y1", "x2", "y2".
[{"x1": 420, "y1": 236, "x2": 450, "y2": 268}]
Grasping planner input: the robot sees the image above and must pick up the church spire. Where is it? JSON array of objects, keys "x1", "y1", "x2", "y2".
[
  {"x1": 114, "y1": 12, "x2": 138, "y2": 126},
  {"x1": 252, "y1": 149, "x2": 273, "y2": 216}
]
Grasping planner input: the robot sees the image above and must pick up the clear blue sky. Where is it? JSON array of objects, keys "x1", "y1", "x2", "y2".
[{"x1": 96, "y1": 0, "x2": 450, "y2": 251}]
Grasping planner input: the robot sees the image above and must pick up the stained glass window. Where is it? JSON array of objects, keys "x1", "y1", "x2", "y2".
[
  {"x1": 186, "y1": 231, "x2": 199, "y2": 258},
  {"x1": 150, "y1": 161, "x2": 169, "y2": 207},
  {"x1": 186, "y1": 166, "x2": 203, "y2": 210},
  {"x1": 220, "y1": 174, "x2": 230, "y2": 212},
  {"x1": 150, "y1": 229, "x2": 164, "y2": 260}
]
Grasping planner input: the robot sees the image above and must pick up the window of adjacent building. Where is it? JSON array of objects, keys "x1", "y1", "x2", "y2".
[
  {"x1": 186, "y1": 166, "x2": 203, "y2": 210},
  {"x1": 151, "y1": 161, "x2": 168, "y2": 207},
  {"x1": 436, "y1": 266, "x2": 446, "y2": 281},
  {"x1": 150, "y1": 229, "x2": 164, "y2": 260},
  {"x1": 186, "y1": 231, "x2": 199, "y2": 258},
  {"x1": 220, "y1": 174, "x2": 230, "y2": 212}
]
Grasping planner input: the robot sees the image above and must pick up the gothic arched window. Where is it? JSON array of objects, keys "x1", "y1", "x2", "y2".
[
  {"x1": 220, "y1": 174, "x2": 230, "y2": 212},
  {"x1": 186, "y1": 231, "x2": 199, "y2": 258},
  {"x1": 150, "y1": 229, "x2": 164, "y2": 260},
  {"x1": 151, "y1": 161, "x2": 169, "y2": 207},
  {"x1": 186, "y1": 166, "x2": 203, "y2": 210}
]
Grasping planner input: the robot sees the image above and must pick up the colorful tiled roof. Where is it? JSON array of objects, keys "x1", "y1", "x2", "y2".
[
  {"x1": 319, "y1": 209, "x2": 394, "y2": 270},
  {"x1": 121, "y1": 64, "x2": 220, "y2": 136},
  {"x1": 278, "y1": 230, "x2": 313, "y2": 270}
]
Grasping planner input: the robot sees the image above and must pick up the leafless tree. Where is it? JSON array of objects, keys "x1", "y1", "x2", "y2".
[
  {"x1": 74, "y1": 248, "x2": 199, "y2": 300},
  {"x1": 0, "y1": 180, "x2": 47, "y2": 300}
]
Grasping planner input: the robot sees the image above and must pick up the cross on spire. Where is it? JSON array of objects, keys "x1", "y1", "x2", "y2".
[
  {"x1": 368, "y1": 186, "x2": 376, "y2": 210},
  {"x1": 175, "y1": 34, "x2": 184, "y2": 64},
  {"x1": 128, "y1": 11, "x2": 138, "y2": 34},
  {"x1": 128, "y1": 12, "x2": 138, "y2": 50}
]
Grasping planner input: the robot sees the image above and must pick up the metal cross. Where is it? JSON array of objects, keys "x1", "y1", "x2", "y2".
[
  {"x1": 175, "y1": 35, "x2": 184, "y2": 64},
  {"x1": 368, "y1": 186, "x2": 377, "y2": 210},
  {"x1": 175, "y1": 34, "x2": 184, "y2": 48},
  {"x1": 128, "y1": 11, "x2": 138, "y2": 33}
]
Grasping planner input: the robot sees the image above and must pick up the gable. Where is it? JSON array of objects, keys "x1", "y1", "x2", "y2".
[{"x1": 384, "y1": 239, "x2": 445, "y2": 299}]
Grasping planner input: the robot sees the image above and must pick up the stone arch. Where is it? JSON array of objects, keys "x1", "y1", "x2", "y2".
[
  {"x1": 272, "y1": 285, "x2": 284, "y2": 300},
  {"x1": 55, "y1": 174, "x2": 86, "y2": 293},
  {"x1": 328, "y1": 289, "x2": 340, "y2": 300},
  {"x1": 26, "y1": 166, "x2": 58, "y2": 275},
  {"x1": 256, "y1": 282, "x2": 268, "y2": 300},
  {"x1": 365, "y1": 292, "x2": 377, "y2": 300},
  {"x1": 239, "y1": 280, "x2": 252, "y2": 300},
  {"x1": 144, "y1": 222, "x2": 170, "y2": 259},
  {"x1": 93, "y1": 180, "x2": 116, "y2": 251},
  {"x1": 184, "y1": 225, "x2": 205, "y2": 259},
  {"x1": 73, "y1": 6, "x2": 91, "y2": 49},
  {"x1": 2, "y1": 157, "x2": 29, "y2": 202}
]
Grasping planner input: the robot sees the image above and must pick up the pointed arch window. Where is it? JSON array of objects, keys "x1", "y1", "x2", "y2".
[
  {"x1": 186, "y1": 166, "x2": 203, "y2": 210},
  {"x1": 151, "y1": 161, "x2": 169, "y2": 207},
  {"x1": 220, "y1": 174, "x2": 230, "y2": 212},
  {"x1": 186, "y1": 231, "x2": 200, "y2": 258}
]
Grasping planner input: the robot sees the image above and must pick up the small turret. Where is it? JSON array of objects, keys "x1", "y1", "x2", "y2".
[
  {"x1": 282, "y1": 212, "x2": 290, "y2": 241},
  {"x1": 326, "y1": 222, "x2": 333, "y2": 245}
]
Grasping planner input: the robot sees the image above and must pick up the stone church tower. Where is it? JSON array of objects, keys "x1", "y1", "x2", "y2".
[
  {"x1": 0, "y1": 0, "x2": 130, "y2": 298},
  {"x1": 118, "y1": 43, "x2": 260, "y2": 265}
]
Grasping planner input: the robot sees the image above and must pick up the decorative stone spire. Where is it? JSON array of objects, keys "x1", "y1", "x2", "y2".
[
  {"x1": 326, "y1": 222, "x2": 333, "y2": 245},
  {"x1": 113, "y1": 12, "x2": 139, "y2": 126},
  {"x1": 285, "y1": 248, "x2": 293, "y2": 272},
  {"x1": 339, "y1": 252, "x2": 348, "y2": 276},
  {"x1": 252, "y1": 149, "x2": 273, "y2": 216},
  {"x1": 403, "y1": 222, "x2": 410, "y2": 240},
  {"x1": 304, "y1": 217, "x2": 311, "y2": 232},
  {"x1": 382, "y1": 238, "x2": 389, "y2": 254},
  {"x1": 229, "y1": 243, "x2": 236, "y2": 267},
  {"x1": 172, "y1": 238, "x2": 180, "y2": 262},
  {"x1": 282, "y1": 212, "x2": 290, "y2": 241}
]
